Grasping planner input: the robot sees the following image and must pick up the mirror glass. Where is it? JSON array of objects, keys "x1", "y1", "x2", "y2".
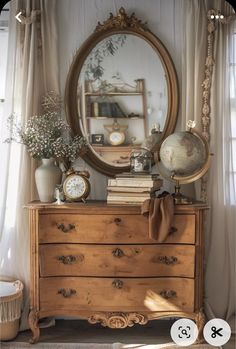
[
  {"x1": 65, "y1": 8, "x2": 179, "y2": 176},
  {"x1": 78, "y1": 34, "x2": 167, "y2": 148}
]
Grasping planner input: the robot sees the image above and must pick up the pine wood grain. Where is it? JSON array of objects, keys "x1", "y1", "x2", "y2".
[
  {"x1": 39, "y1": 277, "x2": 194, "y2": 312},
  {"x1": 39, "y1": 244, "x2": 195, "y2": 278},
  {"x1": 39, "y1": 213, "x2": 195, "y2": 244},
  {"x1": 27, "y1": 201, "x2": 208, "y2": 343}
]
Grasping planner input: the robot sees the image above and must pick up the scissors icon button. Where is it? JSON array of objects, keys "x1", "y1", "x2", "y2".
[
  {"x1": 211, "y1": 326, "x2": 223, "y2": 338},
  {"x1": 203, "y1": 319, "x2": 231, "y2": 346}
]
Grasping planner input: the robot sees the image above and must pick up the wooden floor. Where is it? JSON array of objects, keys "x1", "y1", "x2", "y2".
[{"x1": 14, "y1": 319, "x2": 176, "y2": 344}]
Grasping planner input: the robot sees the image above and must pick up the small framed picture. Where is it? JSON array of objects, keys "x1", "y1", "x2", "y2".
[{"x1": 91, "y1": 134, "x2": 104, "y2": 145}]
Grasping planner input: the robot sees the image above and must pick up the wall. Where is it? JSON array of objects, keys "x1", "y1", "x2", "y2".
[{"x1": 56, "y1": 0, "x2": 189, "y2": 199}]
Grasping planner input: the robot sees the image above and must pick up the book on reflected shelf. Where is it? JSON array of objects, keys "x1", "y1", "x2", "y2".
[{"x1": 92, "y1": 102, "x2": 127, "y2": 118}]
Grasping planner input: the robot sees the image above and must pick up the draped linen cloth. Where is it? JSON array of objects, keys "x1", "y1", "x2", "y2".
[
  {"x1": 141, "y1": 194, "x2": 175, "y2": 241},
  {"x1": 0, "y1": 0, "x2": 59, "y2": 330}
]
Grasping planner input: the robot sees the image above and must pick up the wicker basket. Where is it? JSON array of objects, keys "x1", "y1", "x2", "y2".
[{"x1": 0, "y1": 278, "x2": 24, "y2": 341}]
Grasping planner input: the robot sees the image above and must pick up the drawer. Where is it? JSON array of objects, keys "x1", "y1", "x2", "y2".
[
  {"x1": 38, "y1": 213, "x2": 195, "y2": 244},
  {"x1": 39, "y1": 244, "x2": 195, "y2": 278},
  {"x1": 39, "y1": 277, "x2": 194, "y2": 312}
]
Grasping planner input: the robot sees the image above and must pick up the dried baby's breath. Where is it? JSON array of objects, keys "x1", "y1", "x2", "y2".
[{"x1": 6, "y1": 111, "x2": 87, "y2": 170}]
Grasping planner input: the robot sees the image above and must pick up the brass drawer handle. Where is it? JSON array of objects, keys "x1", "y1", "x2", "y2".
[
  {"x1": 159, "y1": 289, "x2": 177, "y2": 299},
  {"x1": 112, "y1": 279, "x2": 124, "y2": 289},
  {"x1": 57, "y1": 254, "x2": 84, "y2": 264},
  {"x1": 57, "y1": 223, "x2": 75, "y2": 233},
  {"x1": 112, "y1": 248, "x2": 124, "y2": 258},
  {"x1": 58, "y1": 288, "x2": 76, "y2": 298},
  {"x1": 169, "y1": 226, "x2": 178, "y2": 234},
  {"x1": 158, "y1": 256, "x2": 178, "y2": 265},
  {"x1": 114, "y1": 217, "x2": 122, "y2": 225}
]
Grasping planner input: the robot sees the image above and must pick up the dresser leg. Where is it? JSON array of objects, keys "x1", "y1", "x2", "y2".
[
  {"x1": 195, "y1": 310, "x2": 206, "y2": 344},
  {"x1": 28, "y1": 308, "x2": 40, "y2": 344}
]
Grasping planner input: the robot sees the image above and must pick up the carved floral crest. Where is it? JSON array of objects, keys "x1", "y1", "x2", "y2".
[
  {"x1": 88, "y1": 312, "x2": 148, "y2": 328},
  {"x1": 95, "y1": 7, "x2": 148, "y2": 32}
]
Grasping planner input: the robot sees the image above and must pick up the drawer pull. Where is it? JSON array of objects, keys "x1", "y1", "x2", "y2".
[
  {"x1": 58, "y1": 288, "x2": 76, "y2": 298},
  {"x1": 169, "y1": 226, "x2": 178, "y2": 234},
  {"x1": 160, "y1": 289, "x2": 177, "y2": 299},
  {"x1": 158, "y1": 256, "x2": 178, "y2": 265},
  {"x1": 112, "y1": 279, "x2": 124, "y2": 289},
  {"x1": 114, "y1": 217, "x2": 122, "y2": 225},
  {"x1": 57, "y1": 254, "x2": 84, "y2": 264},
  {"x1": 57, "y1": 223, "x2": 75, "y2": 233},
  {"x1": 112, "y1": 248, "x2": 124, "y2": 258}
]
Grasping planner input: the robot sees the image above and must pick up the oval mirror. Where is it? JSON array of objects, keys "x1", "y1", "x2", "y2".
[{"x1": 65, "y1": 7, "x2": 179, "y2": 176}]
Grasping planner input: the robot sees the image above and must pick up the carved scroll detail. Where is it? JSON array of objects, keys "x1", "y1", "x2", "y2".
[
  {"x1": 28, "y1": 308, "x2": 40, "y2": 344},
  {"x1": 201, "y1": 10, "x2": 216, "y2": 144},
  {"x1": 200, "y1": 10, "x2": 236, "y2": 201},
  {"x1": 95, "y1": 7, "x2": 148, "y2": 33},
  {"x1": 88, "y1": 312, "x2": 148, "y2": 328}
]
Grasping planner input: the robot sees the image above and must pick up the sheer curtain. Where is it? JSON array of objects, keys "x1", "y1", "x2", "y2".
[
  {"x1": 182, "y1": 0, "x2": 235, "y2": 329},
  {"x1": 0, "y1": 0, "x2": 59, "y2": 330},
  {"x1": 181, "y1": 0, "x2": 207, "y2": 132},
  {"x1": 205, "y1": 10, "x2": 236, "y2": 330}
]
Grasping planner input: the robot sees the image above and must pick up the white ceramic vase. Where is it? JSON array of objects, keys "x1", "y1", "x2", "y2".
[{"x1": 35, "y1": 158, "x2": 62, "y2": 203}]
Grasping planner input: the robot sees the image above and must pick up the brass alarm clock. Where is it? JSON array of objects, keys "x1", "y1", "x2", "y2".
[{"x1": 63, "y1": 169, "x2": 90, "y2": 202}]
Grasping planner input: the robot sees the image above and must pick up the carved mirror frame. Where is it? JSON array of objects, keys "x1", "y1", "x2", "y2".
[{"x1": 65, "y1": 7, "x2": 179, "y2": 177}]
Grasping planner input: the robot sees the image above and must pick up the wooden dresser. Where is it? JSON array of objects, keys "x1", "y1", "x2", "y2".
[{"x1": 26, "y1": 201, "x2": 207, "y2": 343}]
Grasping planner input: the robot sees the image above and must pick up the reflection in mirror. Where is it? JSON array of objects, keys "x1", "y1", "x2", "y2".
[
  {"x1": 78, "y1": 34, "x2": 167, "y2": 167},
  {"x1": 65, "y1": 7, "x2": 179, "y2": 176}
]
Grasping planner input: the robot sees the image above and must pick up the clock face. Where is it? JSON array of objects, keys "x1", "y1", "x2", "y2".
[
  {"x1": 108, "y1": 131, "x2": 125, "y2": 146},
  {"x1": 63, "y1": 175, "x2": 87, "y2": 199}
]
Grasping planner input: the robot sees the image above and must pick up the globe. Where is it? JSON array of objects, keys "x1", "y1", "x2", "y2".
[
  {"x1": 157, "y1": 127, "x2": 212, "y2": 204},
  {"x1": 159, "y1": 131, "x2": 207, "y2": 180}
]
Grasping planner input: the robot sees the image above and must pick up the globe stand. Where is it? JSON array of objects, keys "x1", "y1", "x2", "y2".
[
  {"x1": 158, "y1": 124, "x2": 213, "y2": 205},
  {"x1": 172, "y1": 180, "x2": 193, "y2": 205}
]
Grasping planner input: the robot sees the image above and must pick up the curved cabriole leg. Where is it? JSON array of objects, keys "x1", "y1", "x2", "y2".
[
  {"x1": 28, "y1": 308, "x2": 40, "y2": 344},
  {"x1": 195, "y1": 310, "x2": 206, "y2": 344}
]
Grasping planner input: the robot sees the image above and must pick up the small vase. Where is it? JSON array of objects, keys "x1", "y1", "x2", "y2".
[{"x1": 35, "y1": 158, "x2": 62, "y2": 203}]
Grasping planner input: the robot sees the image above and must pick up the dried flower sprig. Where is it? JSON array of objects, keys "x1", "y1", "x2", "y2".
[
  {"x1": 41, "y1": 91, "x2": 62, "y2": 113},
  {"x1": 52, "y1": 135, "x2": 88, "y2": 171}
]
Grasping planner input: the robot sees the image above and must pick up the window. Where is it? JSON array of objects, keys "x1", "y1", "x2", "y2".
[{"x1": 0, "y1": 4, "x2": 20, "y2": 231}]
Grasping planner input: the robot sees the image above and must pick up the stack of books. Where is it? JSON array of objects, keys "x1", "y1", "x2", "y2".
[{"x1": 107, "y1": 172, "x2": 163, "y2": 205}]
